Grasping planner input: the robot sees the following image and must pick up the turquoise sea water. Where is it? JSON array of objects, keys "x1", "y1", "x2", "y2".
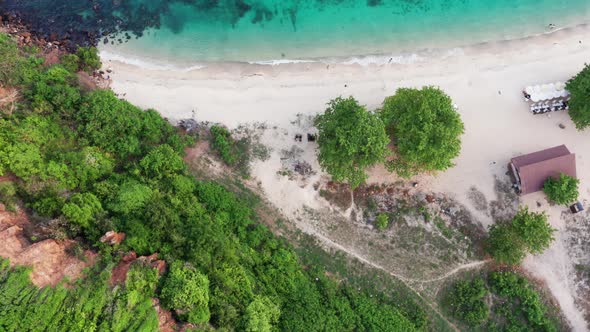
[{"x1": 103, "y1": 0, "x2": 590, "y2": 64}]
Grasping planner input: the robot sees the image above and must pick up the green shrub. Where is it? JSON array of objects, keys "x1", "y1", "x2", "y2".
[
  {"x1": 375, "y1": 213, "x2": 390, "y2": 231},
  {"x1": 543, "y1": 173, "x2": 579, "y2": 205},
  {"x1": 76, "y1": 46, "x2": 101, "y2": 73},
  {"x1": 210, "y1": 125, "x2": 237, "y2": 165},
  {"x1": 446, "y1": 277, "x2": 489, "y2": 326}
]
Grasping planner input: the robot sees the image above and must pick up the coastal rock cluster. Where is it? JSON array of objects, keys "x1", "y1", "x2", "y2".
[
  {"x1": 0, "y1": 0, "x2": 279, "y2": 50},
  {"x1": 0, "y1": 0, "x2": 167, "y2": 50}
]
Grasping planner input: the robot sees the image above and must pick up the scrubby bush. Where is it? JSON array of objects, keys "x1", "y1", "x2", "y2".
[
  {"x1": 375, "y1": 213, "x2": 390, "y2": 231},
  {"x1": 489, "y1": 271, "x2": 557, "y2": 331},
  {"x1": 566, "y1": 64, "x2": 590, "y2": 130},
  {"x1": 210, "y1": 125, "x2": 237, "y2": 165},
  {"x1": 315, "y1": 96, "x2": 389, "y2": 189},
  {"x1": 446, "y1": 277, "x2": 489, "y2": 326},
  {"x1": 380, "y1": 87, "x2": 464, "y2": 177},
  {"x1": 543, "y1": 173, "x2": 579, "y2": 205},
  {"x1": 0, "y1": 181, "x2": 17, "y2": 211}
]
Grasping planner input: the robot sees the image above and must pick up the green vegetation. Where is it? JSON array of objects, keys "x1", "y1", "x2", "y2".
[
  {"x1": 380, "y1": 87, "x2": 464, "y2": 177},
  {"x1": 375, "y1": 213, "x2": 390, "y2": 231},
  {"x1": 209, "y1": 125, "x2": 250, "y2": 177},
  {"x1": 543, "y1": 173, "x2": 579, "y2": 205},
  {"x1": 315, "y1": 96, "x2": 389, "y2": 189},
  {"x1": 566, "y1": 63, "x2": 590, "y2": 130},
  {"x1": 444, "y1": 272, "x2": 558, "y2": 331},
  {"x1": 160, "y1": 262, "x2": 210, "y2": 324},
  {"x1": 488, "y1": 271, "x2": 557, "y2": 331},
  {"x1": 445, "y1": 277, "x2": 489, "y2": 326},
  {"x1": 76, "y1": 46, "x2": 102, "y2": 73},
  {"x1": 0, "y1": 33, "x2": 426, "y2": 330},
  {"x1": 210, "y1": 125, "x2": 237, "y2": 165},
  {"x1": 0, "y1": 258, "x2": 159, "y2": 331},
  {"x1": 487, "y1": 207, "x2": 555, "y2": 265}
]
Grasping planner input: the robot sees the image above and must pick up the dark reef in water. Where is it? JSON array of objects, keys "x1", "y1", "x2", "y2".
[
  {"x1": 0, "y1": 0, "x2": 172, "y2": 50},
  {"x1": 0, "y1": 0, "x2": 296, "y2": 50}
]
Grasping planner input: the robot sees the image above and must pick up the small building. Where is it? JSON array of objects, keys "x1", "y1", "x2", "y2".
[{"x1": 509, "y1": 145, "x2": 576, "y2": 195}]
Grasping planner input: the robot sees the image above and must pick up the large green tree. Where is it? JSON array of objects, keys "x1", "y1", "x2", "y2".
[
  {"x1": 380, "y1": 87, "x2": 464, "y2": 177},
  {"x1": 315, "y1": 96, "x2": 389, "y2": 189},
  {"x1": 487, "y1": 207, "x2": 555, "y2": 265},
  {"x1": 543, "y1": 173, "x2": 579, "y2": 205},
  {"x1": 566, "y1": 64, "x2": 590, "y2": 129}
]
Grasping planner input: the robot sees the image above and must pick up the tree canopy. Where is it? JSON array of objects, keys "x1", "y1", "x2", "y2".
[
  {"x1": 566, "y1": 64, "x2": 590, "y2": 130},
  {"x1": 315, "y1": 96, "x2": 389, "y2": 189},
  {"x1": 543, "y1": 173, "x2": 579, "y2": 205},
  {"x1": 487, "y1": 207, "x2": 555, "y2": 265},
  {"x1": 160, "y1": 262, "x2": 211, "y2": 324},
  {"x1": 380, "y1": 87, "x2": 464, "y2": 177}
]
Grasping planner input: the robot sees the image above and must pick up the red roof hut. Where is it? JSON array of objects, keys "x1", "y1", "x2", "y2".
[{"x1": 509, "y1": 145, "x2": 576, "y2": 195}]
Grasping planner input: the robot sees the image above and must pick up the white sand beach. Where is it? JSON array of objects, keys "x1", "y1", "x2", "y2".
[{"x1": 103, "y1": 24, "x2": 590, "y2": 331}]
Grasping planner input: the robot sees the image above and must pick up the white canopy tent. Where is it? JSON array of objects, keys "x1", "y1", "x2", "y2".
[{"x1": 524, "y1": 82, "x2": 569, "y2": 102}]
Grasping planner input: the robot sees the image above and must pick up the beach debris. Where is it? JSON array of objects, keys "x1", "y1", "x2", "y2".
[
  {"x1": 179, "y1": 119, "x2": 199, "y2": 133},
  {"x1": 307, "y1": 133, "x2": 317, "y2": 142},
  {"x1": 293, "y1": 160, "x2": 312, "y2": 175},
  {"x1": 559, "y1": 123, "x2": 566, "y2": 129}
]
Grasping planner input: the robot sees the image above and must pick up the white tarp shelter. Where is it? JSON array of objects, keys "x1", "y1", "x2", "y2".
[{"x1": 524, "y1": 82, "x2": 569, "y2": 102}]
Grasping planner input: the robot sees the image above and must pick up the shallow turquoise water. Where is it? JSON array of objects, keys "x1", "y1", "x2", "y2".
[{"x1": 105, "y1": 0, "x2": 590, "y2": 63}]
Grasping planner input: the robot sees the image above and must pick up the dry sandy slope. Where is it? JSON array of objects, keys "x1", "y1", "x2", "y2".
[{"x1": 105, "y1": 25, "x2": 590, "y2": 331}]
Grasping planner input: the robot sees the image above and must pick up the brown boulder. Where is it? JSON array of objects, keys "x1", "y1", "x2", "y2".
[{"x1": 99, "y1": 231, "x2": 126, "y2": 245}]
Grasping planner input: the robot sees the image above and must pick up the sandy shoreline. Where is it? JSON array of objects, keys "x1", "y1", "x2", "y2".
[{"x1": 103, "y1": 24, "x2": 590, "y2": 331}]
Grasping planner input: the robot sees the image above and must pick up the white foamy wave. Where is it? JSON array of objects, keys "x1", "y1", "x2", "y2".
[
  {"x1": 247, "y1": 59, "x2": 317, "y2": 66},
  {"x1": 336, "y1": 53, "x2": 426, "y2": 66},
  {"x1": 99, "y1": 50, "x2": 206, "y2": 71},
  {"x1": 247, "y1": 53, "x2": 428, "y2": 67}
]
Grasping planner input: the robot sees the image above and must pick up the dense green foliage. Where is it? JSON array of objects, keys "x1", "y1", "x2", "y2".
[
  {"x1": 445, "y1": 277, "x2": 489, "y2": 326},
  {"x1": 487, "y1": 207, "x2": 555, "y2": 265},
  {"x1": 0, "y1": 33, "x2": 426, "y2": 331},
  {"x1": 380, "y1": 87, "x2": 464, "y2": 177},
  {"x1": 160, "y1": 262, "x2": 211, "y2": 324},
  {"x1": 315, "y1": 96, "x2": 389, "y2": 189},
  {"x1": 76, "y1": 46, "x2": 102, "y2": 73},
  {"x1": 445, "y1": 273, "x2": 557, "y2": 331},
  {"x1": 0, "y1": 258, "x2": 159, "y2": 332},
  {"x1": 566, "y1": 64, "x2": 590, "y2": 130},
  {"x1": 488, "y1": 272, "x2": 557, "y2": 331},
  {"x1": 543, "y1": 173, "x2": 579, "y2": 205}
]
